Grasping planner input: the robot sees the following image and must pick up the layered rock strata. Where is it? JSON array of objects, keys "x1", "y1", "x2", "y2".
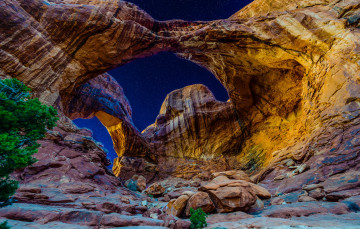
[
  {"x1": 61, "y1": 73, "x2": 156, "y2": 179},
  {"x1": 142, "y1": 84, "x2": 243, "y2": 175},
  {"x1": 1, "y1": 0, "x2": 360, "y2": 201}
]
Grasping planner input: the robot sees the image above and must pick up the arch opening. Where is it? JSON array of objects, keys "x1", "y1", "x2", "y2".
[{"x1": 73, "y1": 52, "x2": 229, "y2": 168}]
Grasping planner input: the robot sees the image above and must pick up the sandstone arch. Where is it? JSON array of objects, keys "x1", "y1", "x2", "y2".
[{"x1": 1, "y1": 0, "x2": 360, "y2": 191}]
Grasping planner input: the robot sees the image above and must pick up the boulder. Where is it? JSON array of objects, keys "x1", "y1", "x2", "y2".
[
  {"x1": 185, "y1": 192, "x2": 215, "y2": 216},
  {"x1": 212, "y1": 175, "x2": 230, "y2": 184},
  {"x1": 302, "y1": 184, "x2": 323, "y2": 192},
  {"x1": 249, "y1": 183, "x2": 271, "y2": 199},
  {"x1": 201, "y1": 180, "x2": 257, "y2": 213},
  {"x1": 145, "y1": 182, "x2": 165, "y2": 196},
  {"x1": 125, "y1": 175, "x2": 146, "y2": 192},
  {"x1": 198, "y1": 179, "x2": 272, "y2": 213},
  {"x1": 166, "y1": 195, "x2": 190, "y2": 217},
  {"x1": 308, "y1": 188, "x2": 325, "y2": 200}
]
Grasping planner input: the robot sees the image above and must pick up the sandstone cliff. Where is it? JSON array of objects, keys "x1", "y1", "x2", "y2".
[
  {"x1": 143, "y1": 84, "x2": 242, "y2": 159},
  {"x1": 142, "y1": 84, "x2": 243, "y2": 177}
]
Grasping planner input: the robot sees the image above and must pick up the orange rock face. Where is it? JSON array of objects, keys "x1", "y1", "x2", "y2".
[{"x1": 142, "y1": 84, "x2": 243, "y2": 173}]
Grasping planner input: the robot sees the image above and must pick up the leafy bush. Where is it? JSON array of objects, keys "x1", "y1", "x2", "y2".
[
  {"x1": 0, "y1": 221, "x2": 10, "y2": 229},
  {"x1": 190, "y1": 208, "x2": 207, "y2": 229},
  {"x1": 0, "y1": 78, "x2": 58, "y2": 202}
]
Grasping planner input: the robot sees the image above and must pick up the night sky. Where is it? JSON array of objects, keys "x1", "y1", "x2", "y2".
[{"x1": 74, "y1": 0, "x2": 253, "y2": 166}]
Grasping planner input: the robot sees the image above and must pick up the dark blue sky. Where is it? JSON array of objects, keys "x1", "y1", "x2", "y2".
[{"x1": 74, "y1": 0, "x2": 253, "y2": 167}]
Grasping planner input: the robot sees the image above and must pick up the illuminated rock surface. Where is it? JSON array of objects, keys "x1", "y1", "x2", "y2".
[{"x1": 1, "y1": 0, "x2": 360, "y2": 227}]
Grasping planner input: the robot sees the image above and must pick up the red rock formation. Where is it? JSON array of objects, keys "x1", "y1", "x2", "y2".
[
  {"x1": 60, "y1": 73, "x2": 156, "y2": 179},
  {"x1": 13, "y1": 124, "x2": 119, "y2": 199}
]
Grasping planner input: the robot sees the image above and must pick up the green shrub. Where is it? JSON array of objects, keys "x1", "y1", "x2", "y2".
[
  {"x1": 190, "y1": 208, "x2": 207, "y2": 229},
  {"x1": 0, "y1": 221, "x2": 10, "y2": 229},
  {"x1": 0, "y1": 78, "x2": 58, "y2": 203}
]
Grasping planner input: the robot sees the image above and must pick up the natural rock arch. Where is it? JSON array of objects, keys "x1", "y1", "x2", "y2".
[{"x1": 1, "y1": 0, "x2": 360, "y2": 190}]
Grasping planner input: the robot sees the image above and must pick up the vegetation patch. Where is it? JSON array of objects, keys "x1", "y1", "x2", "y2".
[
  {"x1": 190, "y1": 208, "x2": 207, "y2": 228},
  {"x1": 0, "y1": 78, "x2": 58, "y2": 202}
]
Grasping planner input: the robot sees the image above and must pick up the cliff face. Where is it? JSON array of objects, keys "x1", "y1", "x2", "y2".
[
  {"x1": 143, "y1": 84, "x2": 242, "y2": 159},
  {"x1": 173, "y1": 0, "x2": 360, "y2": 193},
  {"x1": 1, "y1": 0, "x2": 360, "y2": 195},
  {"x1": 142, "y1": 84, "x2": 243, "y2": 178}
]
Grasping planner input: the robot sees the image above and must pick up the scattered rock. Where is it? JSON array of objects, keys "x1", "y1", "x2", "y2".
[
  {"x1": 60, "y1": 183, "x2": 96, "y2": 194},
  {"x1": 96, "y1": 202, "x2": 122, "y2": 214},
  {"x1": 308, "y1": 188, "x2": 325, "y2": 200},
  {"x1": 175, "y1": 182, "x2": 187, "y2": 188},
  {"x1": 190, "y1": 181, "x2": 201, "y2": 187},
  {"x1": 283, "y1": 159, "x2": 295, "y2": 167},
  {"x1": 288, "y1": 164, "x2": 309, "y2": 177},
  {"x1": 165, "y1": 190, "x2": 183, "y2": 200},
  {"x1": 101, "y1": 213, "x2": 162, "y2": 227},
  {"x1": 120, "y1": 196, "x2": 131, "y2": 204},
  {"x1": 170, "y1": 219, "x2": 191, "y2": 229},
  {"x1": 302, "y1": 184, "x2": 323, "y2": 191},
  {"x1": 16, "y1": 186, "x2": 42, "y2": 194},
  {"x1": 274, "y1": 175, "x2": 286, "y2": 180},
  {"x1": 271, "y1": 197, "x2": 285, "y2": 205},
  {"x1": 298, "y1": 195, "x2": 316, "y2": 202}
]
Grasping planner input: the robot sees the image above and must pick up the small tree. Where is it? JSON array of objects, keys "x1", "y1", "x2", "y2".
[
  {"x1": 189, "y1": 208, "x2": 207, "y2": 229},
  {"x1": 0, "y1": 78, "x2": 58, "y2": 203},
  {"x1": 0, "y1": 221, "x2": 10, "y2": 229}
]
